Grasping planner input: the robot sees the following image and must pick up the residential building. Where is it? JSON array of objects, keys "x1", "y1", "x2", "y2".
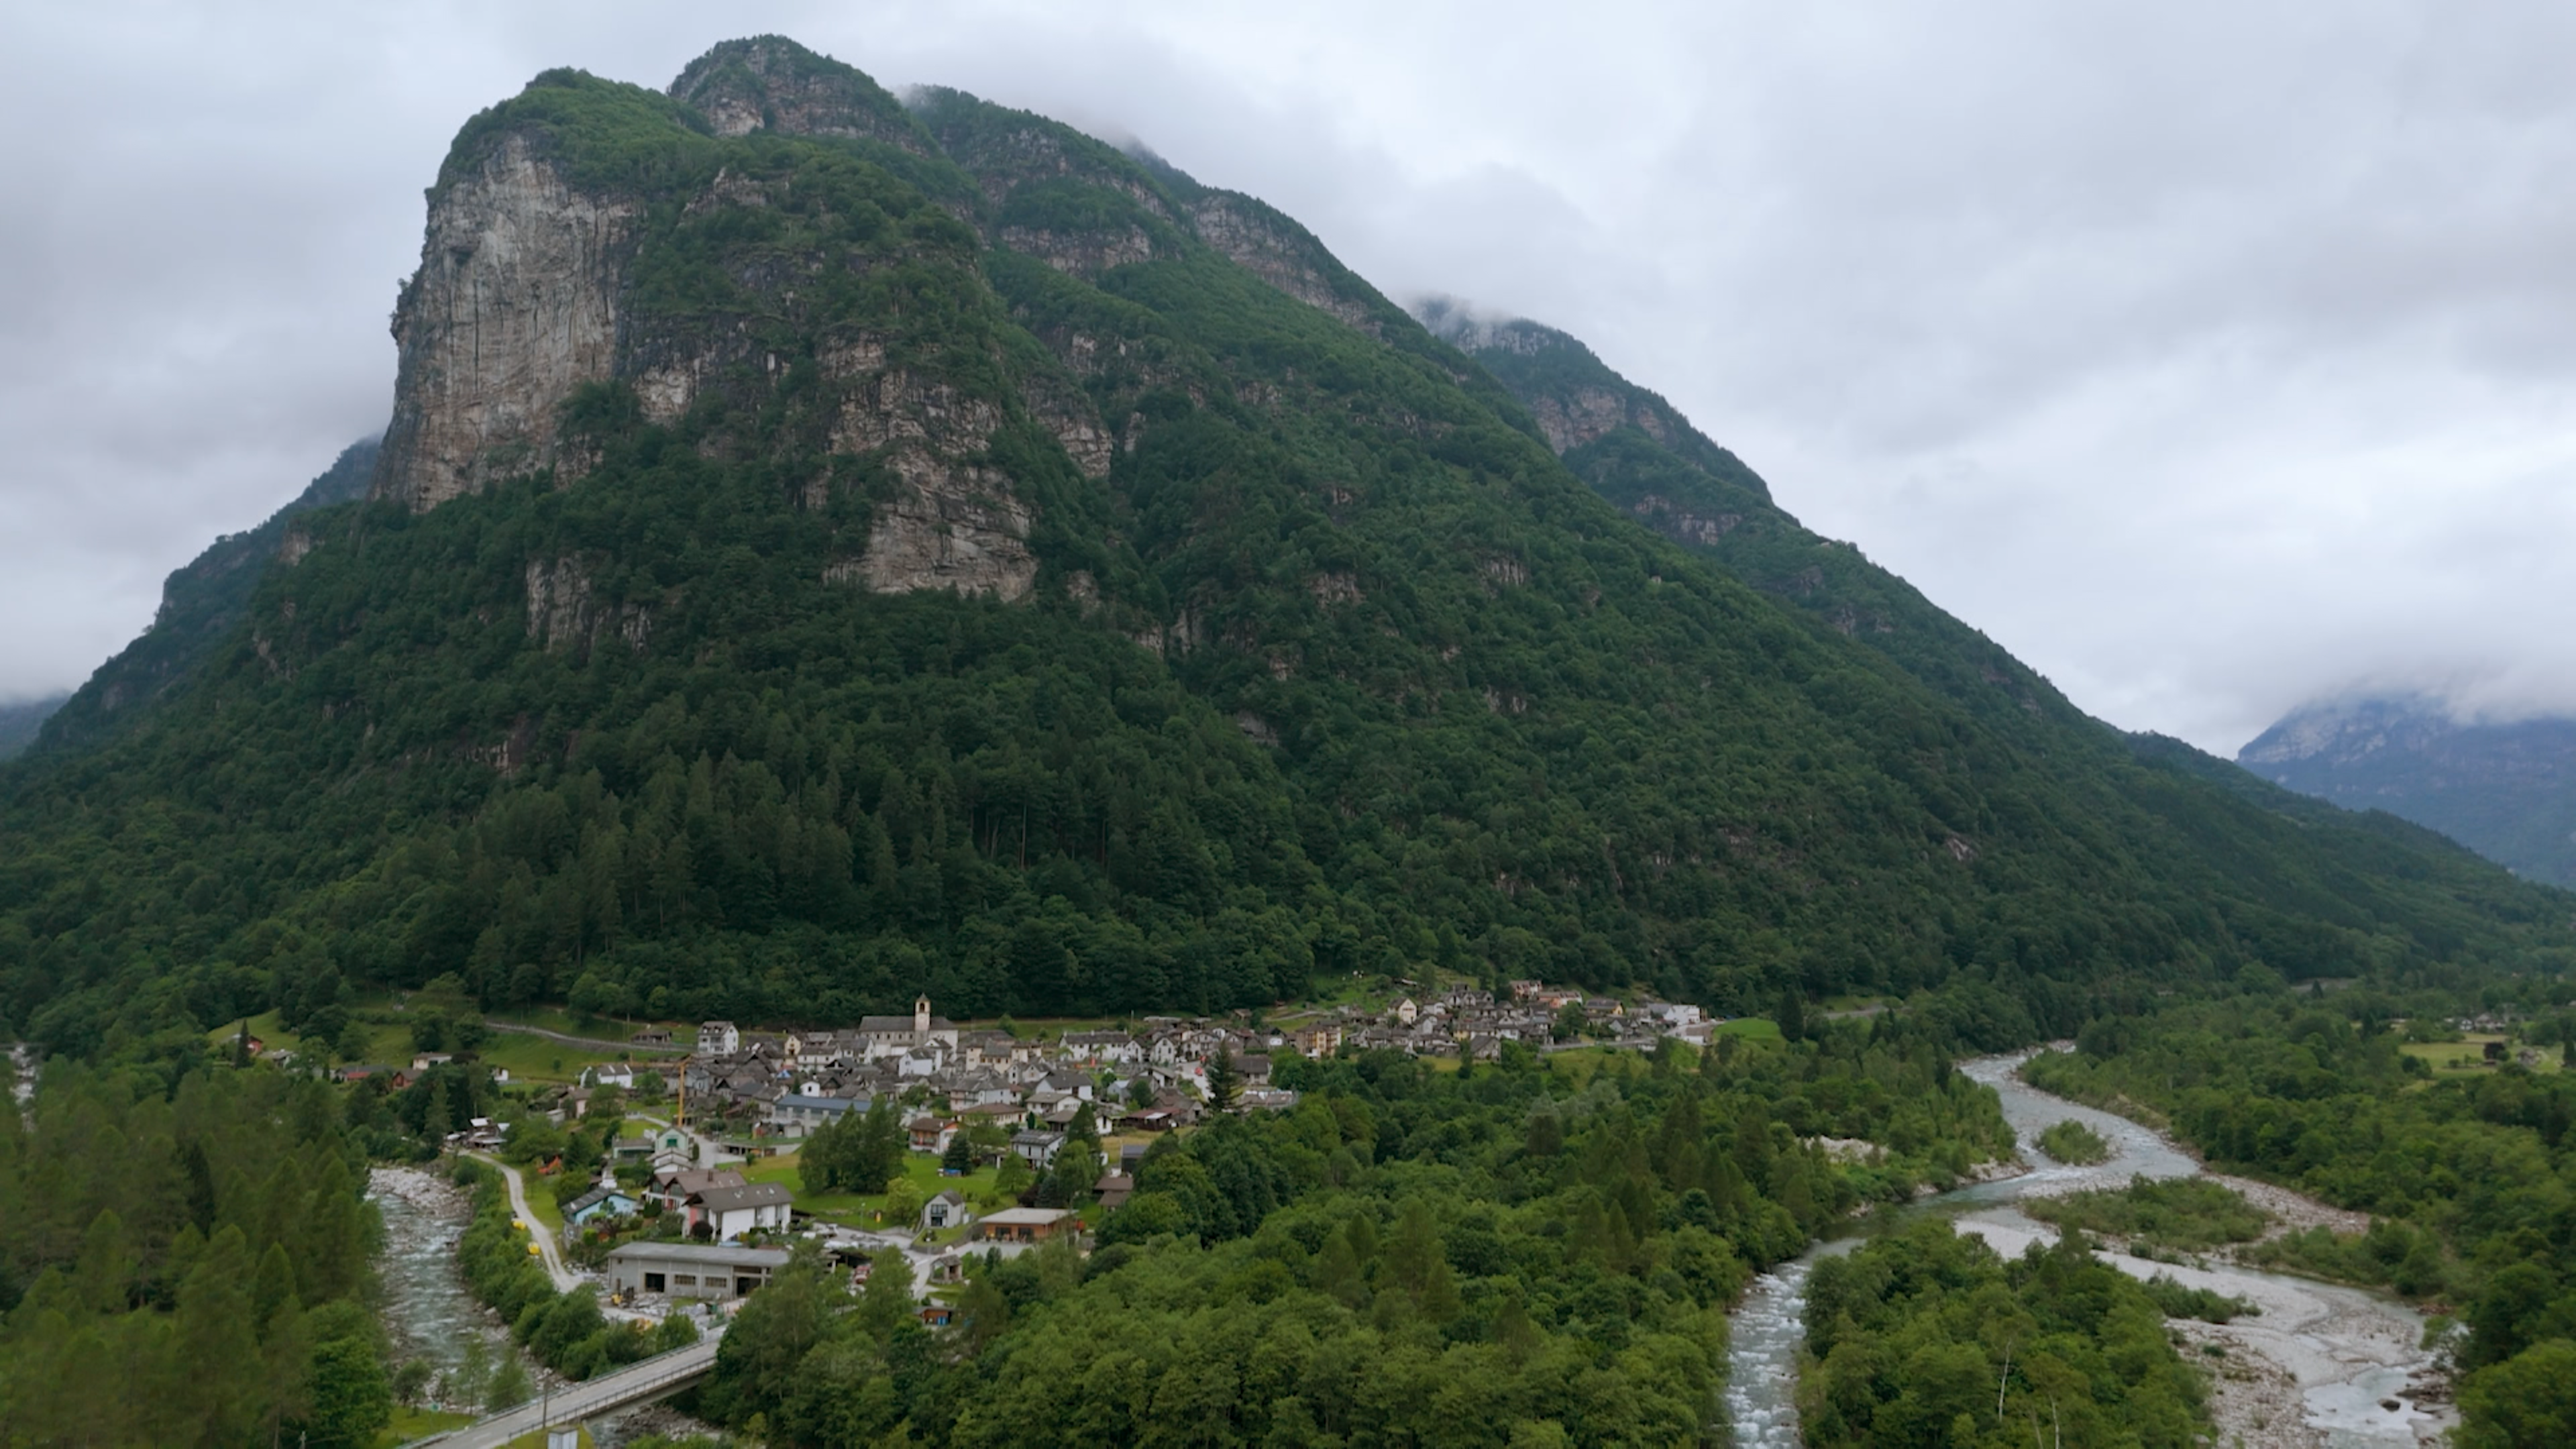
[
  {"x1": 975, "y1": 1208, "x2": 1079, "y2": 1244},
  {"x1": 698, "y1": 1021, "x2": 741, "y2": 1055},
  {"x1": 645, "y1": 1167, "x2": 745, "y2": 1212},
  {"x1": 1094, "y1": 1173, "x2": 1134, "y2": 1212},
  {"x1": 907, "y1": 1114, "x2": 961, "y2": 1155},
  {"x1": 765, "y1": 1093, "x2": 865, "y2": 1138},
  {"x1": 565, "y1": 1185, "x2": 641, "y2": 1227},
  {"x1": 688, "y1": 1181, "x2": 795, "y2": 1240},
  {"x1": 1010, "y1": 1129, "x2": 1066, "y2": 1168}
]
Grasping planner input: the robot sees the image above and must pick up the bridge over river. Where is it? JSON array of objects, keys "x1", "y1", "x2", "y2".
[{"x1": 400, "y1": 1336, "x2": 720, "y2": 1448}]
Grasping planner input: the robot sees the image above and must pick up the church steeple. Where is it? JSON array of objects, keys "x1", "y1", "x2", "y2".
[{"x1": 914, "y1": 994, "x2": 931, "y2": 1035}]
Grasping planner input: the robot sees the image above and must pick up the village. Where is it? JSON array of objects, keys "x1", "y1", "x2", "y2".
[{"x1": 436, "y1": 981, "x2": 1731, "y2": 1333}]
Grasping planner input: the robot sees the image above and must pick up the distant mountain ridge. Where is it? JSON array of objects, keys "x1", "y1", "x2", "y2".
[
  {"x1": 35, "y1": 435, "x2": 380, "y2": 752},
  {"x1": 2242, "y1": 696, "x2": 2576, "y2": 886},
  {"x1": 0, "y1": 695, "x2": 66, "y2": 761}
]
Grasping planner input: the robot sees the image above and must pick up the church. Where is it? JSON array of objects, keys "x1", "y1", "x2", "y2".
[{"x1": 857, "y1": 996, "x2": 959, "y2": 1061}]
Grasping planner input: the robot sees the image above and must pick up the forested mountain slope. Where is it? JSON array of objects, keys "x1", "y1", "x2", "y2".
[
  {"x1": 0, "y1": 36, "x2": 2564, "y2": 1061},
  {"x1": 1417, "y1": 305, "x2": 2076, "y2": 742}
]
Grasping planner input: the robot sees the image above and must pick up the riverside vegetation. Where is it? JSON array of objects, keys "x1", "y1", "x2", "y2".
[
  {"x1": 2026, "y1": 978, "x2": 2576, "y2": 1445},
  {"x1": 0, "y1": 32, "x2": 2572, "y2": 1448},
  {"x1": 2032, "y1": 1118, "x2": 2110, "y2": 1166}
]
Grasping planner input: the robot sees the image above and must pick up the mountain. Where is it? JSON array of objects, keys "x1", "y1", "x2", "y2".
[
  {"x1": 33, "y1": 435, "x2": 380, "y2": 753},
  {"x1": 0, "y1": 36, "x2": 2565, "y2": 1058},
  {"x1": 0, "y1": 695, "x2": 66, "y2": 761},
  {"x1": 1417, "y1": 305, "x2": 2072, "y2": 740},
  {"x1": 2242, "y1": 695, "x2": 2576, "y2": 887}
]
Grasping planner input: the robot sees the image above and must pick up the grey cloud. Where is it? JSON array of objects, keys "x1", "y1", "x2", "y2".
[{"x1": 5, "y1": 0, "x2": 2572, "y2": 753}]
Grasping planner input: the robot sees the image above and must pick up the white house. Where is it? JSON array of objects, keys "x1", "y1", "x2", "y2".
[
  {"x1": 688, "y1": 1181, "x2": 794, "y2": 1240},
  {"x1": 920, "y1": 1189, "x2": 973, "y2": 1233},
  {"x1": 698, "y1": 1020, "x2": 741, "y2": 1055},
  {"x1": 579, "y1": 1063, "x2": 637, "y2": 1090},
  {"x1": 1010, "y1": 1130, "x2": 1067, "y2": 1168}
]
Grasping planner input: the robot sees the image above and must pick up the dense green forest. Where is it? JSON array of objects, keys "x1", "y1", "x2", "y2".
[
  {"x1": 0, "y1": 1061, "x2": 388, "y2": 1447},
  {"x1": 2023, "y1": 983, "x2": 2576, "y2": 1444},
  {"x1": 1801, "y1": 1221, "x2": 2208, "y2": 1448},
  {"x1": 2, "y1": 39, "x2": 2567, "y2": 1074},
  {"x1": 679, "y1": 1028, "x2": 2022, "y2": 1446}
]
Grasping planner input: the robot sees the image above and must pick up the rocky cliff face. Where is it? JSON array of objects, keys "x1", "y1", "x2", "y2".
[
  {"x1": 364, "y1": 58, "x2": 1077, "y2": 607},
  {"x1": 371, "y1": 136, "x2": 634, "y2": 512},
  {"x1": 670, "y1": 36, "x2": 928, "y2": 150},
  {"x1": 1186, "y1": 195, "x2": 1379, "y2": 333}
]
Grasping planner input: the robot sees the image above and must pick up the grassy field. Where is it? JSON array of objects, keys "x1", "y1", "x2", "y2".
[
  {"x1": 2401, "y1": 1033, "x2": 2561, "y2": 1075},
  {"x1": 205, "y1": 1006, "x2": 638, "y2": 1087},
  {"x1": 741, "y1": 1144, "x2": 1029, "y2": 1228},
  {"x1": 470, "y1": 1032, "x2": 633, "y2": 1086},
  {"x1": 519, "y1": 1170, "x2": 568, "y2": 1235}
]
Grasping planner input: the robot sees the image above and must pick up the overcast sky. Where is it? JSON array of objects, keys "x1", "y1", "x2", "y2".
[{"x1": 5, "y1": 1, "x2": 2571, "y2": 753}]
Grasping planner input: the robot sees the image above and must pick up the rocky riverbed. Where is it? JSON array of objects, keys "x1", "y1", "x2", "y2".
[{"x1": 1725, "y1": 1051, "x2": 2454, "y2": 1448}]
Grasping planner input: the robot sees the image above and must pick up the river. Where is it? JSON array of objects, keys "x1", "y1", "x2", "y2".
[
  {"x1": 370, "y1": 1165, "x2": 723, "y2": 1448},
  {"x1": 372, "y1": 1166, "x2": 496, "y2": 1401},
  {"x1": 1725, "y1": 1051, "x2": 2453, "y2": 1448}
]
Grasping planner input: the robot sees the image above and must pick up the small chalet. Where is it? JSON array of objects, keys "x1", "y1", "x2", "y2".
[
  {"x1": 646, "y1": 1166, "x2": 745, "y2": 1212},
  {"x1": 920, "y1": 1189, "x2": 973, "y2": 1232},
  {"x1": 566, "y1": 1185, "x2": 641, "y2": 1226},
  {"x1": 1094, "y1": 1173, "x2": 1134, "y2": 1212},
  {"x1": 907, "y1": 1114, "x2": 961, "y2": 1154},
  {"x1": 976, "y1": 1207, "x2": 1078, "y2": 1244}
]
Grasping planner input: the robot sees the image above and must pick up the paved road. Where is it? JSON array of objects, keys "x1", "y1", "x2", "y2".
[
  {"x1": 407, "y1": 1336, "x2": 721, "y2": 1449},
  {"x1": 481, "y1": 1019, "x2": 686, "y2": 1055},
  {"x1": 471, "y1": 1154, "x2": 582, "y2": 1292}
]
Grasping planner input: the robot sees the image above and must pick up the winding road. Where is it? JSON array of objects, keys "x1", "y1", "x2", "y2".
[{"x1": 469, "y1": 1153, "x2": 582, "y2": 1292}]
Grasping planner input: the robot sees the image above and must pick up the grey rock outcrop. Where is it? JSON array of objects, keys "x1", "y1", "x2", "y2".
[
  {"x1": 670, "y1": 36, "x2": 929, "y2": 150},
  {"x1": 372, "y1": 136, "x2": 635, "y2": 512},
  {"x1": 1187, "y1": 195, "x2": 1378, "y2": 333}
]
